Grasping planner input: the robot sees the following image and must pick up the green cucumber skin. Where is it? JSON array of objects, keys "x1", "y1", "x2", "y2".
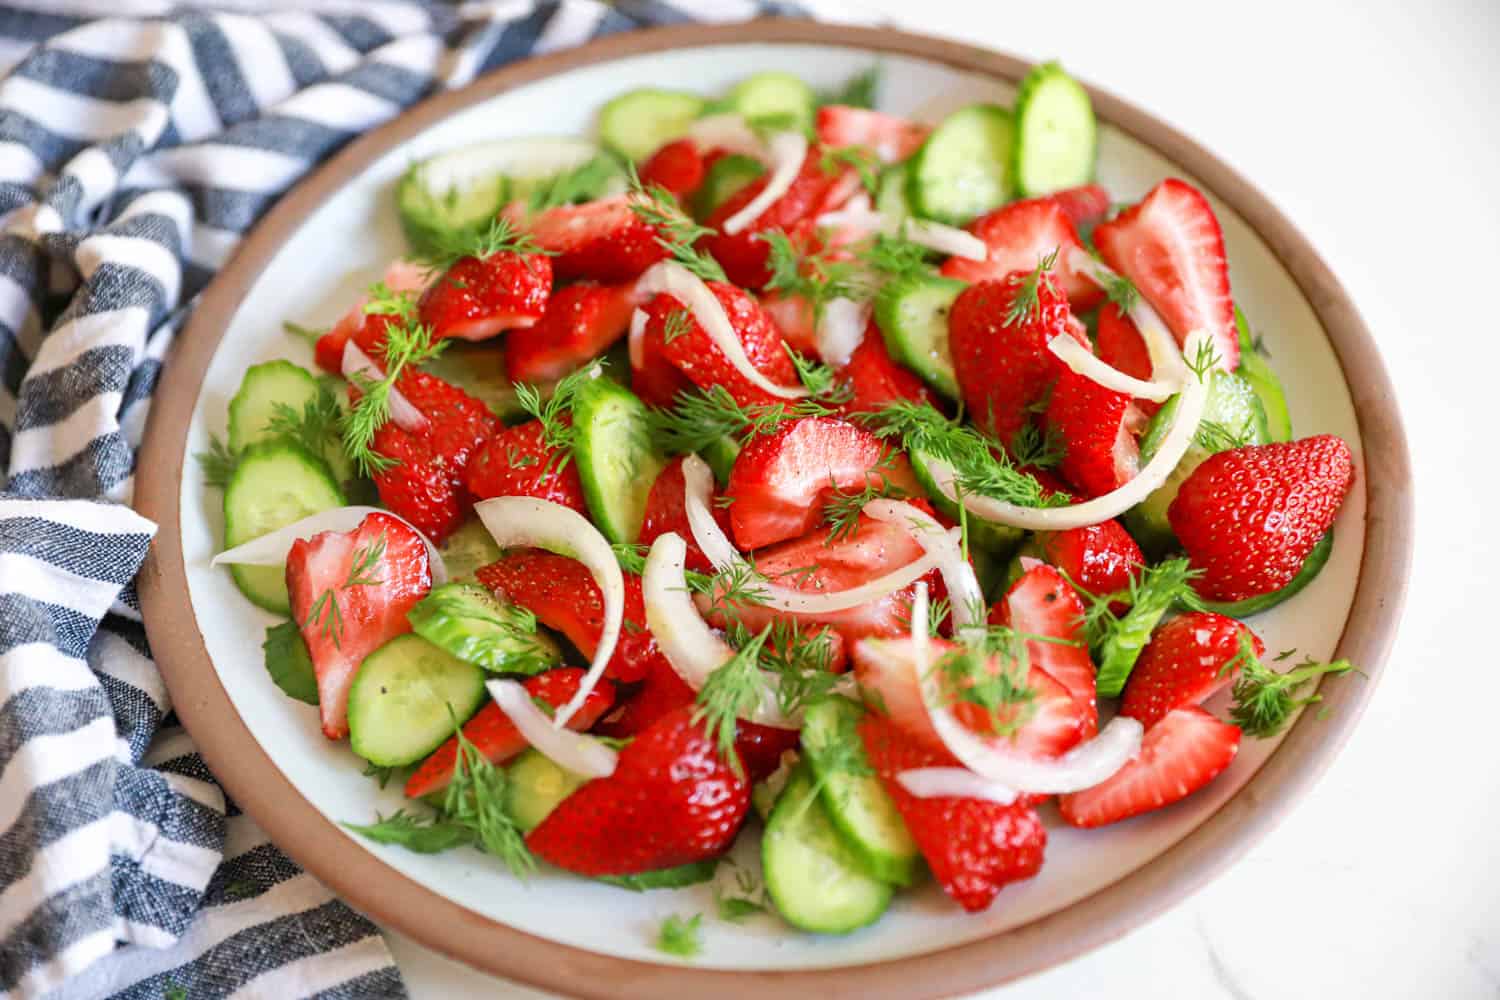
[
  {"x1": 598, "y1": 89, "x2": 706, "y2": 162},
  {"x1": 397, "y1": 163, "x2": 507, "y2": 258},
  {"x1": 874, "y1": 162, "x2": 911, "y2": 220},
  {"x1": 762, "y1": 763, "x2": 893, "y2": 935},
  {"x1": 407, "y1": 582, "x2": 561, "y2": 674},
  {"x1": 1011, "y1": 62, "x2": 1097, "y2": 198},
  {"x1": 438, "y1": 517, "x2": 504, "y2": 582},
  {"x1": 802, "y1": 699, "x2": 921, "y2": 886},
  {"x1": 692, "y1": 153, "x2": 765, "y2": 220},
  {"x1": 873, "y1": 273, "x2": 966, "y2": 399},
  {"x1": 572, "y1": 378, "x2": 666, "y2": 545},
  {"x1": 731, "y1": 71, "x2": 818, "y2": 133},
  {"x1": 1234, "y1": 306, "x2": 1292, "y2": 442},
  {"x1": 223, "y1": 441, "x2": 344, "y2": 615},
  {"x1": 1189, "y1": 530, "x2": 1334, "y2": 618},
  {"x1": 347, "y1": 634, "x2": 487, "y2": 768},
  {"x1": 907, "y1": 104, "x2": 1014, "y2": 225},
  {"x1": 907, "y1": 445, "x2": 1024, "y2": 556},
  {"x1": 505, "y1": 748, "x2": 588, "y2": 833}
]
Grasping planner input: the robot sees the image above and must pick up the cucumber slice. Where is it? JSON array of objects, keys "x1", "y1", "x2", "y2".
[
  {"x1": 908, "y1": 104, "x2": 1013, "y2": 225},
  {"x1": 408, "y1": 582, "x2": 562, "y2": 674},
  {"x1": 802, "y1": 699, "x2": 920, "y2": 886},
  {"x1": 1234, "y1": 306, "x2": 1292, "y2": 442},
  {"x1": 599, "y1": 859, "x2": 718, "y2": 892},
  {"x1": 505, "y1": 748, "x2": 589, "y2": 833},
  {"x1": 762, "y1": 762, "x2": 892, "y2": 934},
  {"x1": 572, "y1": 379, "x2": 666, "y2": 544},
  {"x1": 347, "y1": 634, "x2": 487, "y2": 768},
  {"x1": 700, "y1": 435, "x2": 741, "y2": 487},
  {"x1": 598, "y1": 89, "x2": 706, "y2": 162},
  {"x1": 1123, "y1": 372, "x2": 1271, "y2": 557},
  {"x1": 731, "y1": 72, "x2": 817, "y2": 134},
  {"x1": 908, "y1": 445, "x2": 1024, "y2": 556},
  {"x1": 223, "y1": 441, "x2": 344, "y2": 614},
  {"x1": 439, "y1": 517, "x2": 504, "y2": 582},
  {"x1": 262, "y1": 621, "x2": 318, "y2": 706},
  {"x1": 1190, "y1": 530, "x2": 1333, "y2": 618},
  {"x1": 397, "y1": 137, "x2": 609, "y2": 254},
  {"x1": 873, "y1": 273, "x2": 966, "y2": 399},
  {"x1": 227, "y1": 360, "x2": 354, "y2": 487},
  {"x1": 692, "y1": 153, "x2": 765, "y2": 220},
  {"x1": 874, "y1": 162, "x2": 911, "y2": 220},
  {"x1": 1011, "y1": 62, "x2": 1096, "y2": 197}
]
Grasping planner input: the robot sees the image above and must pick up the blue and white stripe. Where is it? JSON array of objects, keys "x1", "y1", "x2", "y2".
[{"x1": 0, "y1": 1, "x2": 876, "y2": 997}]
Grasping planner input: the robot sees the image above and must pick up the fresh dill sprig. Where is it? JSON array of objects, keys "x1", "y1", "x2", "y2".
[
  {"x1": 661, "y1": 306, "x2": 694, "y2": 344},
  {"x1": 1225, "y1": 633, "x2": 1356, "y2": 738},
  {"x1": 1194, "y1": 418, "x2": 1253, "y2": 453},
  {"x1": 626, "y1": 165, "x2": 727, "y2": 283},
  {"x1": 820, "y1": 65, "x2": 881, "y2": 109},
  {"x1": 819, "y1": 145, "x2": 880, "y2": 194},
  {"x1": 931, "y1": 637, "x2": 1037, "y2": 739},
  {"x1": 823, "y1": 476, "x2": 908, "y2": 543},
  {"x1": 1099, "y1": 268, "x2": 1139, "y2": 314},
  {"x1": 715, "y1": 871, "x2": 767, "y2": 921},
  {"x1": 656, "y1": 913, "x2": 703, "y2": 958},
  {"x1": 784, "y1": 346, "x2": 850, "y2": 401},
  {"x1": 441, "y1": 724, "x2": 536, "y2": 876},
  {"x1": 647, "y1": 384, "x2": 836, "y2": 455},
  {"x1": 416, "y1": 215, "x2": 546, "y2": 273},
  {"x1": 610, "y1": 541, "x2": 649, "y2": 575},
  {"x1": 265, "y1": 384, "x2": 344, "y2": 461},
  {"x1": 196, "y1": 434, "x2": 239, "y2": 489},
  {"x1": 756, "y1": 621, "x2": 842, "y2": 717},
  {"x1": 1009, "y1": 421, "x2": 1064, "y2": 470},
  {"x1": 1187, "y1": 337, "x2": 1223, "y2": 380},
  {"x1": 1003, "y1": 248, "x2": 1061, "y2": 328},
  {"x1": 512, "y1": 364, "x2": 597, "y2": 470},
  {"x1": 527, "y1": 155, "x2": 621, "y2": 213},
  {"x1": 302, "y1": 530, "x2": 387, "y2": 649},
  {"x1": 694, "y1": 626, "x2": 776, "y2": 775},
  {"x1": 341, "y1": 288, "x2": 447, "y2": 477},
  {"x1": 859, "y1": 232, "x2": 934, "y2": 283},
  {"x1": 762, "y1": 230, "x2": 868, "y2": 309},
  {"x1": 283, "y1": 320, "x2": 324, "y2": 345}
]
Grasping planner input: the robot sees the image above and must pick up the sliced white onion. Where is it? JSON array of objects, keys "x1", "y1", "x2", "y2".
[
  {"x1": 211, "y1": 505, "x2": 447, "y2": 584},
  {"x1": 813, "y1": 204, "x2": 986, "y2": 262},
  {"x1": 723, "y1": 130, "x2": 807, "y2": 235},
  {"x1": 341, "y1": 340, "x2": 427, "y2": 434},
  {"x1": 686, "y1": 113, "x2": 769, "y2": 162},
  {"x1": 1068, "y1": 247, "x2": 1189, "y2": 385},
  {"x1": 896, "y1": 767, "x2": 1019, "y2": 805},
  {"x1": 863, "y1": 499, "x2": 984, "y2": 632},
  {"x1": 815, "y1": 296, "x2": 869, "y2": 367},
  {"x1": 636, "y1": 261, "x2": 807, "y2": 400},
  {"x1": 1048, "y1": 332, "x2": 1178, "y2": 402},
  {"x1": 473, "y1": 497, "x2": 622, "y2": 728},
  {"x1": 487, "y1": 679, "x2": 617, "y2": 778},
  {"x1": 926, "y1": 331, "x2": 1212, "y2": 531},
  {"x1": 641, "y1": 533, "x2": 800, "y2": 730},
  {"x1": 681, "y1": 454, "x2": 943, "y2": 614},
  {"x1": 924, "y1": 702, "x2": 1144, "y2": 795},
  {"x1": 627, "y1": 307, "x2": 648, "y2": 371},
  {"x1": 910, "y1": 580, "x2": 930, "y2": 646}
]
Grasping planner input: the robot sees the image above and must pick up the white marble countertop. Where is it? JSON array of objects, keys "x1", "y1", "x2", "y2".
[{"x1": 383, "y1": 0, "x2": 1500, "y2": 995}]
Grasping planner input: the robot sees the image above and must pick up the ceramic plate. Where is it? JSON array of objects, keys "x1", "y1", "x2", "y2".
[{"x1": 136, "y1": 20, "x2": 1413, "y2": 999}]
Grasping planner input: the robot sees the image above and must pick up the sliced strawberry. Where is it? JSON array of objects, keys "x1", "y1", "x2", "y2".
[
  {"x1": 404, "y1": 668, "x2": 615, "y2": 799},
  {"x1": 505, "y1": 281, "x2": 638, "y2": 383},
  {"x1": 702, "y1": 150, "x2": 837, "y2": 289},
  {"x1": 639, "y1": 138, "x2": 706, "y2": 199},
  {"x1": 476, "y1": 549, "x2": 658, "y2": 684},
  {"x1": 629, "y1": 318, "x2": 694, "y2": 407},
  {"x1": 1039, "y1": 520, "x2": 1143, "y2": 612},
  {"x1": 463, "y1": 419, "x2": 587, "y2": 514},
  {"x1": 1093, "y1": 178, "x2": 1237, "y2": 370},
  {"x1": 1120, "y1": 612, "x2": 1265, "y2": 730},
  {"x1": 725, "y1": 415, "x2": 919, "y2": 550},
  {"x1": 1169, "y1": 435, "x2": 1355, "y2": 601},
  {"x1": 369, "y1": 369, "x2": 500, "y2": 543},
  {"x1": 638, "y1": 455, "x2": 732, "y2": 574},
  {"x1": 314, "y1": 259, "x2": 433, "y2": 374},
  {"x1": 1048, "y1": 183, "x2": 1112, "y2": 230},
  {"x1": 759, "y1": 290, "x2": 819, "y2": 356},
  {"x1": 816, "y1": 105, "x2": 930, "y2": 163},
  {"x1": 526, "y1": 706, "x2": 750, "y2": 876},
  {"x1": 516, "y1": 194, "x2": 666, "y2": 282},
  {"x1": 947, "y1": 270, "x2": 1082, "y2": 447},
  {"x1": 1095, "y1": 302, "x2": 1161, "y2": 416},
  {"x1": 640, "y1": 283, "x2": 801, "y2": 408},
  {"x1": 1057, "y1": 707, "x2": 1240, "y2": 828},
  {"x1": 992, "y1": 563, "x2": 1097, "y2": 738},
  {"x1": 860, "y1": 712, "x2": 1045, "y2": 912},
  {"x1": 852, "y1": 636, "x2": 1087, "y2": 761},
  {"x1": 417, "y1": 251, "x2": 551, "y2": 342},
  {"x1": 1046, "y1": 367, "x2": 1140, "y2": 498},
  {"x1": 834, "y1": 328, "x2": 938, "y2": 417},
  {"x1": 939, "y1": 198, "x2": 1102, "y2": 310},
  {"x1": 287, "y1": 512, "x2": 432, "y2": 740}
]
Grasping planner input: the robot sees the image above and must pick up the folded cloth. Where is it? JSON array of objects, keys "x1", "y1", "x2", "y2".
[{"x1": 0, "y1": 2, "x2": 875, "y2": 997}]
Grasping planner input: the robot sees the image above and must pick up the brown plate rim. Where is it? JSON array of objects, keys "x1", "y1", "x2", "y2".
[{"x1": 134, "y1": 18, "x2": 1414, "y2": 999}]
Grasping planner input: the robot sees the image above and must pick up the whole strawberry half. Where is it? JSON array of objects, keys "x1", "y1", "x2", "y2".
[
  {"x1": 947, "y1": 269, "x2": 1081, "y2": 447},
  {"x1": 404, "y1": 668, "x2": 615, "y2": 799},
  {"x1": 463, "y1": 419, "x2": 587, "y2": 514},
  {"x1": 1057, "y1": 706, "x2": 1240, "y2": 828},
  {"x1": 816, "y1": 104, "x2": 931, "y2": 163},
  {"x1": 834, "y1": 328, "x2": 938, "y2": 417},
  {"x1": 1121, "y1": 612, "x2": 1265, "y2": 730},
  {"x1": 725, "y1": 415, "x2": 919, "y2": 550},
  {"x1": 1039, "y1": 520, "x2": 1144, "y2": 613},
  {"x1": 1093, "y1": 178, "x2": 1237, "y2": 371},
  {"x1": 992, "y1": 562, "x2": 1097, "y2": 737},
  {"x1": 1095, "y1": 302, "x2": 1161, "y2": 417},
  {"x1": 859, "y1": 712, "x2": 1046, "y2": 912},
  {"x1": 526, "y1": 706, "x2": 751, "y2": 876},
  {"x1": 639, "y1": 138, "x2": 706, "y2": 199},
  {"x1": 505, "y1": 281, "x2": 638, "y2": 384},
  {"x1": 1046, "y1": 366, "x2": 1141, "y2": 498},
  {"x1": 417, "y1": 251, "x2": 552, "y2": 342},
  {"x1": 287, "y1": 512, "x2": 432, "y2": 740},
  {"x1": 476, "y1": 549, "x2": 660, "y2": 684},
  {"x1": 515, "y1": 194, "x2": 666, "y2": 283},
  {"x1": 370, "y1": 369, "x2": 500, "y2": 543},
  {"x1": 637, "y1": 455, "x2": 732, "y2": 574},
  {"x1": 640, "y1": 282, "x2": 801, "y2": 408},
  {"x1": 1168, "y1": 435, "x2": 1355, "y2": 601},
  {"x1": 940, "y1": 197, "x2": 1101, "y2": 310},
  {"x1": 702, "y1": 150, "x2": 837, "y2": 289}
]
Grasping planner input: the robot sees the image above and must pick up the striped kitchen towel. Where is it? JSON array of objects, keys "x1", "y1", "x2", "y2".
[{"x1": 0, "y1": 2, "x2": 874, "y2": 998}]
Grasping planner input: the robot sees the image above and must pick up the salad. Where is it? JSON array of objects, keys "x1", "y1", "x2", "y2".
[{"x1": 201, "y1": 61, "x2": 1359, "y2": 948}]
